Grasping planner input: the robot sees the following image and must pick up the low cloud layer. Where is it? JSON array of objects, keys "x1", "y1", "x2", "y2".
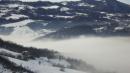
[{"x1": 1, "y1": 35, "x2": 130, "y2": 73}]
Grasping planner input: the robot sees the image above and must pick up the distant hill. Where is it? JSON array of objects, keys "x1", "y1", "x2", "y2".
[{"x1": 0, "y1": 0, "x2": 130, "y2": 40}]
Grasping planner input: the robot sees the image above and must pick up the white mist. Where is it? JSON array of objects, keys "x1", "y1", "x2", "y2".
[{"x1": 1, "y1": 36, "x2": 130, "y2": 73}]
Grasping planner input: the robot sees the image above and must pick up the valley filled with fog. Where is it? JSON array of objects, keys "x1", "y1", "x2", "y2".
[
  {"x1": 1, "y1": 0, "x2": 130, "y2": 73},
  {"x1": 1, "y1": 36, "x2": 130, "y2": 73}
]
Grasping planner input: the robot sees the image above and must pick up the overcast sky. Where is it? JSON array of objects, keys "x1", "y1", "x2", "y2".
[{"x1": 20, "y1": 0, "x2": 130, "y2": 4}]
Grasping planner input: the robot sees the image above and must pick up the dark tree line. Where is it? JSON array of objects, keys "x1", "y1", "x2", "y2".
[{"x1": 0, "y1": 38, "x2": 58, "y2": 60}]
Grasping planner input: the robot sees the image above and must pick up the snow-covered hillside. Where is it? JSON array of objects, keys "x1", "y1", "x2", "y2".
[
  {"x1": 0, "y1": 0, "x2": 130, "y2": 41},
  {"x1": 8, "y1": 57, "x2": 86, "y2": 73},
  {"x1": 0, "y1": 19, "x2": 55, "y2": 42}
]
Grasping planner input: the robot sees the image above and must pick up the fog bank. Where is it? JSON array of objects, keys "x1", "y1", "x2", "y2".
[{"x1": 1, "y1": 36, "x2": 130, "y2": 73}]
